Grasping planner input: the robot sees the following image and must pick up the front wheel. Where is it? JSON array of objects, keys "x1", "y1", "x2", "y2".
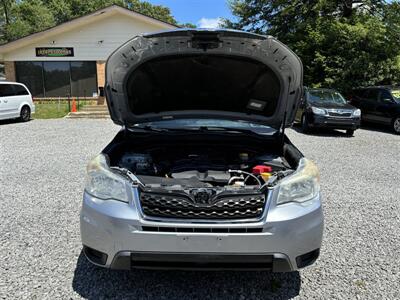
[
  {"x1": 346, "y1": 129, "x2": 355, "y2": 136},
  {"x1": 20, "y1": 106, "x2": 31, "y2": 122},
  {"x1": 392, "y1": 117, "x2": 400, "y2": 134},
  {"x1": 301, "y1": 114, "x2": 310, "y2": 133}
]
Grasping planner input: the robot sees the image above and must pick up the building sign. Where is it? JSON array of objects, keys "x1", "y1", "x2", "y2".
[{"x1": 36, "y1": 47, "x2": 74, "y2": 57}]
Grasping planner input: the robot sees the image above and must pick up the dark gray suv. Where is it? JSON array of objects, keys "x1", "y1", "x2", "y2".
[{"x1": 349, "y1": 86, "x2": 400, "y2": 134}]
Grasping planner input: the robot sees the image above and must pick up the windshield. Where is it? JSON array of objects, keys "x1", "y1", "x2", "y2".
[
  {"x1": 133, "y1": 119, "x2": 276, "y2": 135},
  {"x1": 307, "y1": 90, "x2": 347, "y2": 104},
  {"x1": 391, "y1": 89, "x2": 400, "y2": 102}
]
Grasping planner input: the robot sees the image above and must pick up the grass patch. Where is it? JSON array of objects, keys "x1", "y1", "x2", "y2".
[
  {"x1": 33, "y1": 100, "x2": 97, "y2": 119},
  {"x1": 354, "y1": 279, "x2": 367, "y2": 289},
  {"x1": 34, "y1": 102, "x2": 70, "y2": 119}
]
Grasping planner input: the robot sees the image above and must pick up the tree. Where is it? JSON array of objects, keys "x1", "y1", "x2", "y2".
[
  {"x1": 0, "y1": 0, "x2": 180, "y2": 43},
  {"x1": 179, "y1": 23, "x2": 196, "y2": 28},
  {"x1": 5, "y1": 0, "x2": 55, "y2": 42},
  {"x1": 125, "y1": 0, "x2": 177, "y2": 25},
  {"x1": 43, "y1": 0, "x2": 195, "y2": 27},
  {"x1": 225, "y1": 0, "x2": 400, "y2": 92},
  {"x1": 0, "y1": 0, "x2": 12, "y2": 42},
  {"x1": 42, "y1": 0, "x2": 178, "y2": 25}
]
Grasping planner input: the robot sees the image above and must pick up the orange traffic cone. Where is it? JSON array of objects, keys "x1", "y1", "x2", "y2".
[{"x1": 71, "y1": 98, "x2": 77, "y2": 112}]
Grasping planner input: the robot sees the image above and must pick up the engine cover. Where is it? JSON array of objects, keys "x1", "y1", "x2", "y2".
[{"x1": 171, "y1": 170, "x2": 230, "y2": 184}]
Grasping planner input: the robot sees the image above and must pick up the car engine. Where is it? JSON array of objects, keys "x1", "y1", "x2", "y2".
[{"x1": 116, "y1": 150, "x2": 290, "y2": 189}]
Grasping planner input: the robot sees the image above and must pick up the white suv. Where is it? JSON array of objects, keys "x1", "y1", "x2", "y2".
[{"x1": 0, "y1": 81, "x2": 35, "y2": 122}]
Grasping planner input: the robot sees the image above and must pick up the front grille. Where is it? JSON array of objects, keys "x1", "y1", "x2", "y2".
[
  {"x1": 327, "y1": 110, "x2": 352, "y2": 117},
  {"x1": 139, "y1": 192, "x2": 266, "y2": 220}
]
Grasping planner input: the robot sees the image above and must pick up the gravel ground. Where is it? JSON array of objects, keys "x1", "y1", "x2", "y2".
[{"x1": 0, "y1": 118, "x2": 399, "y2": 300}]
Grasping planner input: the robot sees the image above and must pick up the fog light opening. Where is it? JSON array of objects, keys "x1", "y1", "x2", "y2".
[
  {"x1": 296, "y1": 248, "x2": 320, "y2": 268},
  {"x1": 83, "y1": 246, "x2": 108, "y2": 265}
]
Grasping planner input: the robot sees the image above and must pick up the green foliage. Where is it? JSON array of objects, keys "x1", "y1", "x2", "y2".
[
  {"x1": 226, "y1": 0, "x2": 400, "y2": 92},
  {"x1": 179, "y1": 23, "x2": 197, "y2": 28},
  {"x1": 5, "y1": 0, "x2": 56, "y2": 41},
  {"x1": 0, "y1": 0, "x2": 178, "y2": 43},
  {"x1": 126, "y1": 0, "x2": 177, "y2": 25}
]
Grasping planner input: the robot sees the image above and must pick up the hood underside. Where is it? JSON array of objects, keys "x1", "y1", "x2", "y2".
[{"x1": 105, "y1": 29, "x2": 303, "y2": 128}]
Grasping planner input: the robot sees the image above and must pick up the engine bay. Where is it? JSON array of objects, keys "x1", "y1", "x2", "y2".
[
  {"x1": 112, "y1": 146, "x2": 291, "y2": 190},
  {"x1": 102, "y1": 131, "x2": 301, "y2": 219}
]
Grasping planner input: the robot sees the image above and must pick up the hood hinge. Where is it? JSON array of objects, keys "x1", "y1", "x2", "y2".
[
  {"x1": 123, "y1": 120, "x2": 129, "y2": 138},
  {"x1": 280, "y1": 111, "x2": 287, "y2": 147},
  {"x1": 280, "y1": 76, "x2": 292, "y2": 147}
]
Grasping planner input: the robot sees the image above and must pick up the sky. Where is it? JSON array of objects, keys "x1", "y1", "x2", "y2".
[{"x1": 147, "y1": 0, "x2": 235, "y2": 28}]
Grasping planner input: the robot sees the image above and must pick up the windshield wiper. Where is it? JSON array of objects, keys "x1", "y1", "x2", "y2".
[
  {"x1": 128, "y1": 125, "x2": 273, "y2": 135},
  {"x1": 128, "y1": 125, "x2": 168, "y2": 132},
  {"x1": 197, "y1": 126, "x2": 256, "y2": 134},
  {"x1": 196, "y1": 126, "x2": 277, "y2": 135}
]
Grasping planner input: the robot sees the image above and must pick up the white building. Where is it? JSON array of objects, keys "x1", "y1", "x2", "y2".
[{"x1": 0, "y1": 5, "x2": 177, "y2": 98}]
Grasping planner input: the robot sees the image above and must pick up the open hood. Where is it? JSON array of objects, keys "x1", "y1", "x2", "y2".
[{"x1": 105, "y1": 29, "x2": 303, "y2": 129}]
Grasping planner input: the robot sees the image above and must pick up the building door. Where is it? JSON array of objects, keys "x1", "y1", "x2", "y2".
[{"x1": 43, "y1": 62, "x2": 71, "y2": 97}]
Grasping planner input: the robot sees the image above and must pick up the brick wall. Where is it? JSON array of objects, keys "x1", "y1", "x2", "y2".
[
  {"x1": 96, "y1": 60, "x2": 106, "y2": 90},
  {"x1": 4, "y1": 61, "x2": 16, "y2": 81}
]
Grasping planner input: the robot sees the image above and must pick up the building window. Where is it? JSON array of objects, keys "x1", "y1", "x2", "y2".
[
  {"x1": 15, "y1": 62, "x2": 44, "y2": 97},
  {"x1": 16, "y1": 61, "x2": 97, "y2": 98},
  {"x1": 71, "y1": 61, "x2": 97, "y2": 98},
  {"x1": 43, "y1": 61, "x2": 71, "y2": 97}
]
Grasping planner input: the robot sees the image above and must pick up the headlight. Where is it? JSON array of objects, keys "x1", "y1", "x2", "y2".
[
  {"x1": 276, "y1": 158, "x2": 320, "y2": 205},
  {"x1": 311, "y1": 107, "x2": 327, "y2": 116},
  {"x1": 353, "y1": 109, "x2": 361, "y2": 117},
  {"x1": 85, "y1": 154, "x2": 129, "y2": 203}
]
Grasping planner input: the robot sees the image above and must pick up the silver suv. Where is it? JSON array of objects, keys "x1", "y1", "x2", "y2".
[{"x1": 80, "y1": 29, "x2": 324, "y2": 272}]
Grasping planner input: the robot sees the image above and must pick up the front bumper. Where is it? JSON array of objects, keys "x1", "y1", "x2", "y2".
[
  {"x1": 310, "y1": 115, "x2": 360, "y2": 130},
  {"x1": 80, "y1": 189, "x2": 323, "y2": 272}
]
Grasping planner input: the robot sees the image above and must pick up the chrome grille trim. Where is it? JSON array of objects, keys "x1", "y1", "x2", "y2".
[
  {"x1": 326, "y1": 109, "x2": 353, "y2": 118},
  {"x1": 139, "y1": 191, "x2": 266, "y2": 220}
]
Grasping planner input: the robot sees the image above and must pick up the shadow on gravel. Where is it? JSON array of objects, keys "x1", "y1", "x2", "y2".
[
  {"x1": 72, "y1": 252, "x2": 301, "y2": 299},
  {"x1": 291, "y1": 122, "x2": 397, "y2": 136},
  {"x1": 291, "y1": 125, "x2": 353, "y2": 137},
  {"x1": 360, "y1": 122, "x2": 397, "y2": 135},
  {"x1": 0, "y1": 118, "x2": 31, "y2": 125}
]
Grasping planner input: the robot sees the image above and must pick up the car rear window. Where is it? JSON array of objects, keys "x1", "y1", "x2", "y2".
[
  {"x1": 13, "y1": 84, "x2": 29, "y2": 96},
  {"x1": 0, "y1": 84, "x2": 29, "y2": 97}
]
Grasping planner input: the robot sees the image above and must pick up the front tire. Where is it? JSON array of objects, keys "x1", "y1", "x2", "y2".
[
  {"x1": 346, "y1": 129, "x2": 355, "y2": 136},
  {"x1": 301, "y1": 114, "x2": 310, "y2": 133},
  {"x1": 20, "y1": 106, "x2": 30, "y2": 122},
  {"x1": 392, "y1": 117, "x2": 400, "y2": 134}
]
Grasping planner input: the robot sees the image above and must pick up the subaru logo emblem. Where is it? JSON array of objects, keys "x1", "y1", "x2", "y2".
[{"x1": 191, "y1": 189, "x2": 214, "y2": 205}]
